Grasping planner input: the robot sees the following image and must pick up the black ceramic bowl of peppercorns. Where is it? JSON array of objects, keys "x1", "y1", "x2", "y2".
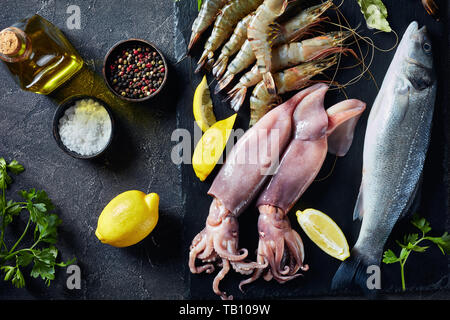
[{"x1": 103, "y1": 39, "x2": 168, "y2": 102}]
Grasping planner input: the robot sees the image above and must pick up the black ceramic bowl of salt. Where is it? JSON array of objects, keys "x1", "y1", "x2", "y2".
[{"x1": 52, "y1": 95, "x2": 115, "y2": 159}]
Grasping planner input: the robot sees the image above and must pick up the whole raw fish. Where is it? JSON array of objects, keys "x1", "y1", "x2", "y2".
[{"x1": 331, "y1": 21, "x2": 437, "y2": 292}]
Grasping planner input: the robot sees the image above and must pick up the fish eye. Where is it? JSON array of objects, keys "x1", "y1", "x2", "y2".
[{"x1": 423, "y1": 42, "x2": 432, "y2": 53}]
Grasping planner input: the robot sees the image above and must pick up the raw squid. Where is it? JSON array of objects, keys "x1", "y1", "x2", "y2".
[
  {"x1": 240, "y1": 84, "x2": 366, "y2": 288},
  {"x1": 189, "y1": 84, "x2": 325, "y2": 300}
]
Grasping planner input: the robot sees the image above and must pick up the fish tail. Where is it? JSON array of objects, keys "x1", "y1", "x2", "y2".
[{"x1": 331, "y1": 249, "x2": 379, "y2": 298}]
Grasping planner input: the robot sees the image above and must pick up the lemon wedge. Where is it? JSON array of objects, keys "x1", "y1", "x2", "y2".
[
  {"x1": 296, "y1": 208, "x2": 350, "y2": 261},
  {"x1": 193, "y1": 75, "x2": 216, "y2": 132},
  {"x1": 192, "y1": 113, "x2": 237, "y2": 181}
]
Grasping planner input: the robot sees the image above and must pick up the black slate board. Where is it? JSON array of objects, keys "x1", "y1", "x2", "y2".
[{"x1": 176, "y1": 0, "x2": 450, "y2": 299}]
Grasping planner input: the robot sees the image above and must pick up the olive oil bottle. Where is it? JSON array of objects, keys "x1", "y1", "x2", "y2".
[{"x1": 0, "y1": 15, "x2": 83, "y2": 95}]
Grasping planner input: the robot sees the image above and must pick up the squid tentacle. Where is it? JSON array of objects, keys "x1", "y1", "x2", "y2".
[{"x1": 213, "y1": 258, "x2": 233, "y2": 300}]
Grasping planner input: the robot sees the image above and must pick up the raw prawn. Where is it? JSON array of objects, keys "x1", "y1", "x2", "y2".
[
  {"x1": 212, "y1": 12, "x2": 255, "y2": 79},
  {"x1": 195, "y1": 0, "x2": 264, "y2": 73},
  {"x1": 249, "y1": 56, "x2": 338, "y2": 126},
  {"x1": 188, "y1": 0, "x2": 229, "y2": 53},
  {"x1": 247, "y1": 0, "x2": 289, "y2": 95},
  {"x1": 216, "y1": 1, "x2": 333, "y2": 93},
  {"x1": 422, "y1": 0, "x2": 439, "y2": 18},
  {"x1": 189, "y1": 85, "x2": 323, "y2": 300},
  {"x1": 240, "y1": 84, "x2": 366, "y2": 288},
  {"x1": 226, "y1": 31, "x2": 352, "y2": 111}
]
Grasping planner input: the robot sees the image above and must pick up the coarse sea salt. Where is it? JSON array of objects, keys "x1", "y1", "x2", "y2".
[{"x1": 58, "y1": 99, "x2": 112, "y2": 156}]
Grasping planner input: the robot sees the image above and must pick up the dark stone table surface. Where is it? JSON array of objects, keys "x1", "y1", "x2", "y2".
[
  {"x1": 0, "y1": 0, "x2": 185, "y2": 299},
  {"x1": 0, "y1": 0, "x2": 449, "y2": 301}
]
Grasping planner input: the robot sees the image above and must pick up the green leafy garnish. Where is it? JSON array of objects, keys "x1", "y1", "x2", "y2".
[
  {"x1": 357, "y1": 0, "x2": 392, "y2": 32},
  {"x1": 382, "y1": 214, "x2": 450, "y2": 291},
  {"x1": 0, "y1": 157, "x2": 75, "y2": 288}
]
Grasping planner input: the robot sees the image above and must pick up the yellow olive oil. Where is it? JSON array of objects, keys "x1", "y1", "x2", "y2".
[{"x1": 0, "y1": 15, "x2": 83, "y2": 95}]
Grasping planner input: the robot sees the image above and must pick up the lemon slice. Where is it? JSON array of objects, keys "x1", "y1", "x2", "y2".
[
  {"x1": 296, "y1": 208, "x2": 350, "y2": 261},
  {"x1": 193, "y1": 75, "x2": 216, "y2": 132},
  {"x1": 192, "y1": 113, "x2": 237, "y2": 181}
]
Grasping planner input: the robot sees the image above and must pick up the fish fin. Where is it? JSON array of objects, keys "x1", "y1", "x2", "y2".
[
  {"x1": 331, "y1": 249, "x2": 380, "y2": 298},
  {"x1": 326, "y1": 99, "x2": 366, "y2": 157},
  {"x1": 353, "y1": 185, "x2": 364, "y2": 221}
]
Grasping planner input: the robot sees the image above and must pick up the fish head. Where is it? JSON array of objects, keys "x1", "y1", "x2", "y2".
[{"x1": 400, "y1": 21, "x2": 435, "y2": 91}]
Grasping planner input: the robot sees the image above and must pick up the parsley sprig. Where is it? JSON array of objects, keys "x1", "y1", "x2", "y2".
[
  {"x1": 383, "y1": 214, "x2": 450, "y2": 291},
  {"x1": 0, "y1": 157, "x2": 75, "y2": 288}
]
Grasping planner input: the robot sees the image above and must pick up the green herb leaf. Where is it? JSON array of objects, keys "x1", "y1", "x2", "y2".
[
  {"x1": 356, "y1": 0, "x2": 392, "y2": 32},
  {"x1": 0, "y1": 156, "x2": 75, "y2": 289},
  {"x1": 383, "y1": 214, "x2": 449, "y2": 291},
  {"x1": 399, "y1": 247, "x2": 409, "y2": 260},
  {"x1": 198, "y1": 0, "x2": 202, "y2": 11},
  {"x1": 38, "y1": 214, "x2": 62, "y2": 244},
  {"x1": 1, "y1": 266, "x2": 15, "y2": 281},
  {"x1": 30, "y1": 247, "x2": 58, "y2": 284},
  {"x1": 403, "y1": 233, "x2": 419, "y2": 246},
  {"x1": 7, "y1": 160, "x2": 24, "y2": 175},
  {"x1": 382, "y1": 249, "x2": 400, "y2": 264},
  {"x1": 19, "y1": 189, "x2": 35, "y2": 201},
  {"x1": 409, "y1": 244, "x2": 429, "y2": 253},
  {"x1": 411, "y1": 214, "x2": 432, "y2": 234},
  {"x1": 0, "y1": 164, "x2": 12, "y2": 189},
  {"x1": 6, "y1": 201, "x2": 23, "y2": 216},
  {"x1": 11, "y1": 268, "x2": 25, "y2": 288},
  {"x1": 34, "y1": 190, "x2": 55, "y2": 212},
  {"x1": 16, "y1": 252, "x2": 33, "y2": 267},
  {"x1": 56, "y1": 257, "x2": 77, "y2": 268},
  {"x1": 427, "y1": 232, "x2": 450, "y2": 254},
  {"x1": 27, "y1": 201, "x2": 46, "y2": 226}
]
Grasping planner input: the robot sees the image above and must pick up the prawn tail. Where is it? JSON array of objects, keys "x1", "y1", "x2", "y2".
[
  {"x1": 212, "y1": 56, "x2": 228, "y2": 79},
  {"x1": 188, "y1": 33, "x2": 200, "y2": 54},
  {"x1": 263, "y1": 72, "x2": 277, "y2": 96},
  {"x1": 215, "y1": 73, "x2": 234, "y2": 94},
  {"x1": 196, "y1": 50, "x2": 213, "y2": 73},
  {"x1": 227, "y1": 85, "x2": 247, "y2": 112}
]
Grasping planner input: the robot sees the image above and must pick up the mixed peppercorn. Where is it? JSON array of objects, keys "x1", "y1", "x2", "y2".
[{"x1": 108, "y1": 45, "x2": 166, "y2": 99}]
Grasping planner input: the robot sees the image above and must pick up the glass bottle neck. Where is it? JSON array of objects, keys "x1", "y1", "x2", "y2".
[{"x1": 0, "y1": 27, "x2": 32, "y2": 63}]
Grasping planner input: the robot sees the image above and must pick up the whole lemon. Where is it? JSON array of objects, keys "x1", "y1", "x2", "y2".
[{"x1": 95, "y1": 191, "x2": 159, "y2": 248}]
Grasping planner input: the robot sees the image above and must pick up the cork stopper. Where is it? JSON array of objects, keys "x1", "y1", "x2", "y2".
[{"x1": 0, "y1": 29, "x2": 21, "y2": 56}]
